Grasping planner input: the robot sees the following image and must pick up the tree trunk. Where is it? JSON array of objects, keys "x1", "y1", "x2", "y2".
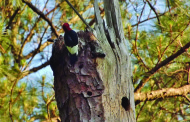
[{"x1": 50, "y1": 0, "x2": 136, "y2": 121}]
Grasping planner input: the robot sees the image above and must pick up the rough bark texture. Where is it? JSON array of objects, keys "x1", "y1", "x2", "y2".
[
  {"x1": 50, "y1": 0, "x2": 136, "y2": 121},
  {"x1": 50, "y1": 31, "x2": 105, "y2": 121},
  {"x1": 93, "y1": 0, "x2": 136, "y2": 121}
]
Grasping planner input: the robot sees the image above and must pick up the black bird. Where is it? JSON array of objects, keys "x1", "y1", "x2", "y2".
[{"x1": 62, "y1": 23, "x2": 78, "y2": 66}]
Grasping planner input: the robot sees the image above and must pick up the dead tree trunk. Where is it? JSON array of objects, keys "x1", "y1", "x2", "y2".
[{"x1": 50, "y1": 0, "x2": 136, "y2": 121}]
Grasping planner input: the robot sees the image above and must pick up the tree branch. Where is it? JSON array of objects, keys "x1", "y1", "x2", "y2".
[
  {"x1": 4, "y1": 7, "x2": 20, "y2": 34},
  {"x1": 89, "y1": 7, "x2": 104, "y2": 26},
  {"x1": 146, "y1": 0, "x2": 160, "y2": 25},
  {"x1": 133, "y1": 2, "x2": 149, "y2": 70},
  {"x1": 22, "y1": 0, "x2": 59, "y2": 37},
  {"x1": 23, "y1": 25, "x2": 49, "y2": 71},
  {"x1": 21, "y1": 60, "x2": 50, "y2": 79},
  {"x1": 135, "y1": 41, "x2": 190, "y2": 93},
  {"x1": 22, "y1": 42, "x2": 52, "y2": 59},
  {"x1": 149, "y1": 42, "x2": 190, "y2": 74},
  {"x1": 65, "y1": 0, "x2": 93, "y2": 31},
  {"x1": 135, "y1": 85, "x2": 190, "y2": 105},
  {"x1": 19, "y1": 2, "x2": 62, "y2": 61},
  {"x1": 131, "y1": 7, "x2": 176, "y2": 27}
]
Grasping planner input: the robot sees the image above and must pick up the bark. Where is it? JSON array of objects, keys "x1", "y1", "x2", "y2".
[
  {"x1": 135, "y1": 85, "x2": 190, "y2": 105},
  {"x1": 50, "y1": 0, "x2": 136, "y2": 121},
  {"x1": 51, "y1": 32, "x2": 105, "y2": 121}
]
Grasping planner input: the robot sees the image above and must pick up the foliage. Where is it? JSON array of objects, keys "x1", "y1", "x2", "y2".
[
  {"x1": 122, "y1": 0, "x2": 190, "y2": 121},
  {"x1": 0, "y1": 0, "x2": 190, "y2": 121}
]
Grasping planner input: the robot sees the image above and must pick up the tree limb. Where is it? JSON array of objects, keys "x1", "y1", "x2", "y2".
[
  {"x1": 131, "y1": 7, "x2": 176, "y2": 27},
  {"x1": 22, "y1": 42, "x2": 52, "y2": 59},
  {"x1": 65, "y1": 0, "x2": 93, "y2": 31},
  {"x1": 4, "y1": 7, "x2": 20, "y2": 34},
  {"x1": 23, "y1": 25, "x2": 49, "y2": 71},
  {"x1": 146, "y1": 0, "x2": 160, "y2": 25},
  {"x1": 22, "y1": 0, "x2": 59, "y2": 37},
  {"x1": 135, "y1": 85, "x2": 190, "y2": 105},
  {"x1": 19, "y1": 2, "x2": 62, "y2": 61},
  {"x1": 21, "y1": 60, "x2": 50, "y2": 79},
  {"x1": 135, "y1": 41, "x2": 190, "y2": 93},
  {"x1": 89, "y1": 7, "x2": 104, "y2": 26}
]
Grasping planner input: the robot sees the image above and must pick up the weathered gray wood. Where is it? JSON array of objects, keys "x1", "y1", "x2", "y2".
[{"x1": 93, "y1": 0, "x2": 136, "y2": 121}]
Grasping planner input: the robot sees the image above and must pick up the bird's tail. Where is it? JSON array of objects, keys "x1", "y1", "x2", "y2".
[{"x1": 70, "y1": 54, "x2": 78, "y2": 66}]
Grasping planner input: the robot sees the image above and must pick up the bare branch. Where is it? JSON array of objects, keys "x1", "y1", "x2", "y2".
[
  {"x1": 133, "y1": 2, "x2": 149, "y2": 70},
  {"x1": 22, "y1": 42, "x2": 52, "y2": 59},
  {"x1": 23, "y1": 25, "x2": 49, "y2": 71},
  {"x1": 19, "y1": 2, "x2": 62, "y2": 61},
  {"x1": 22, "y1": 0, "x2": 59, "y2": 37},
  {"x1": 65, "y1": 0, "x2": 93, "y2": 31},
  {"x1": 184, "y1": 95, "x2": 190, "y2": 102},
  {"x1": 4, "y1": 7, "x2": 20, "y2": 34},
  {"x1": 19, "y1": 18, "x2": 39, "y2": 60},
  {"x1": 130, "y1": 7, "x2": 176, "y2": 27},
  {"x1": 166, "y1": 0, "x2": 171, "y2": 13},
  {"x1": 21, "y1": 60, "x2": 50, "y2": 79},
  {"x1": 146, "y1": 0, "x2": 161, "y2": 25},
  {"x1": 89, "y1": 7, "x2": 104, "y2": 26},
  {"x1": 135, "y1": 85, "x2": 190, "y2": 105}
]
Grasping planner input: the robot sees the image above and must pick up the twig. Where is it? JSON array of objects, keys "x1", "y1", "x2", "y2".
[
  {"x1": 4, "y1": 7, "x2": 20, "y2": 34},
  {"x1": 156, "y1": 20, "x2": 190, "y2": 66},
  {"x1": 23, "y1": 26, "x2": 49, "y2": 71},
  {"x1": 184, "y1": 95, "x2": 190, "y2": 102},
  {"x1": 9, "y1": 78, "x2": 20, "y2": 122},
  {"x1": 22, "y1": 0, "x2": 59, "y2": 37},
  {"x1": 166, "y1": 0, "x2": 171, "y2": 13},
  {"x1": 135, "y1": 41, "x2": 190, "y2": 93},
  {"x1": 131, "y1": 7, "x2": 176, "y2": 27},
  {"x1": 19, "y1": 2, "x2": 61, "y2": 61},
  {"x1": 65, "y1": 0, "x2": 93, "y2": 31},
  {"x1": 27, "y1": 60, "x2": 50, "y2": 73},
  {"x1": 22, "y1": 42, "x2": 51, "y2": 59},
  {"x1": 133, "y1": 2, "x2": 149, "y2": 70},
  {"x1": 135, "y1": 20, "x2": 190, "y2": 93},
  {"x1": 21, "y1": 60, "x2": 50, "y2": 79},
  {"x1": 0, "y1": 45, "x2": 6, "y2": 53},
  {"x1": 146, "y1": 0, "x2": 161, "y2": 25},
  {"x1": 89, "y1": 7, "x2": 104, "y2": 26},
  {"x1": 187, "y1": 63, "x2": 190, "y2": 84},
  {"x1": 136, "y1": 100, "x2": 147, "y2": 119}
]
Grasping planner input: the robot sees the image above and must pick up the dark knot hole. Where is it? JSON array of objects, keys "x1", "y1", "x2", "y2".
[{"x1": 121, "y1": 97, "x2": 130, "y2": 111}]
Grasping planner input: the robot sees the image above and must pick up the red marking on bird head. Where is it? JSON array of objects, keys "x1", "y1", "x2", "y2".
[{"x1": 62, "y1": 23, "x2": 72, "y2": 32}]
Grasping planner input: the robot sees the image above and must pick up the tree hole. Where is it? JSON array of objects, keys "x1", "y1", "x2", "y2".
[
  {"x1": 79, "y1": 63, "x2": 84, "y2": 69},
  {"x1": 87, "y1": 91, "x2": 92, "y2": 96},
  {"x1": 121, "y1": 97, "x2": 130, "y2": 111}
]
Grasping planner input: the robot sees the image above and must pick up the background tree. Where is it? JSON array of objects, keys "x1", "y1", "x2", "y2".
[{"x1": 0, "y1": 0, "x2": 190, "y2": 121}]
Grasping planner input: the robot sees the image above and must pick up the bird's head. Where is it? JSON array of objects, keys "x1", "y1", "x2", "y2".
[{"x1": 62, "y1": 23, "x2": 72, "y2": 32}]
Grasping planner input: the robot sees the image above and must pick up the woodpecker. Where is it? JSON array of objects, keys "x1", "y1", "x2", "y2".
[{"x1": 62, "y1": 23, "x2": 78, "y2": 66}]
